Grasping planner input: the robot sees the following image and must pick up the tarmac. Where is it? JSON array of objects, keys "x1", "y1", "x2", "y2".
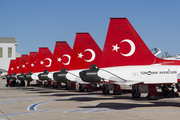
[{"x1": 0, "y1": 78, "x2": 180, "y2": 120}]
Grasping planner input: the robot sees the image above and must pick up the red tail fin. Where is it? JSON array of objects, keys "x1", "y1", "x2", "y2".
[
  {"x1": 33, "y1": 47, "x2": 53, "y2": 73},
  {"x1": 7, "y1": 60, "x2": 16, "y2": 75},
  {"x1": 50, "y1": 41, "x2": 72, "y2": 72},
  {"x1": 100, "y1": 18, "x2": 155, "y2": 68},
  {"x1": 14, "y1": 57, "x2": 21, "y2": 74},
  {"x1": 69, "y1": 33, "x2": 102, "y2": 70},
  {"x1": 25, "y1": 52, "x2": 38, "y2": 74},
  {"x1": 18, "y1": 55, "x2": 29, "y2": 74}
]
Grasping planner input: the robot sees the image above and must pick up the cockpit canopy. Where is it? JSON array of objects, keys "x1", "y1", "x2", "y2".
[{"x1": 151, "y1": 47, "x2": 161, "y2": 56}]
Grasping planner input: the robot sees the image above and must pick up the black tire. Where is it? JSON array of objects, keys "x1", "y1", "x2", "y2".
[
  {"x1": 132, "y1": 90, "x2": 141, "y2": 98},
  {"x1": 86, "y1": 89, "x2": 93, "y2": 92},
  {"x1": 65, "y1": 86, "x2": 71, "y2": 90},
  {"x1": 147, "y1": 93, "x2": 158, "y2": 100},
  {"x1": 113, "y1": 90, "x2": 121, "y2": 95},
  {"x1": 21, "y1": 81, "x2": 25, "y2": 86},
  {"x1": 79, "y1": 86, "x2": 85, "y2": 92},
  {"x1": 102, "y1": 88, "x2": 109, "y2": 94},
  {"x1": 71, "y1": 87, "x2": 76, "y2": 90}
]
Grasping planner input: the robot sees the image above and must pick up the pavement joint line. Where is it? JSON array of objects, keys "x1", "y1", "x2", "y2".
[
  {"x1": 87, "y1": 109, "x2": 113, "y2": 113},
  {"x1": 0, "y1": 110, "x2": 51, "y2": 118},
  {"x1": 2, "y1": 108, "x2": 180, "y2": 118},
  {"x1": 65, "y1": 109, "x2": 95, "y2": 113},
  {"x1": 0, "y1": 96, "x2": 41, "y2": 104}
]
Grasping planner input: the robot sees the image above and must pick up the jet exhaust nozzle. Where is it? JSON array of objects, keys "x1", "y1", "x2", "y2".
[
  {"x1": 17, "y1": 73, "x2": 25, "y2": 81},
  {"x1": 24, "y1": 71, "x2": 33, "y2": 82},
  {"x1": 7, "y1": 73, "x2": 17, "y2": 80},
  {"x1": 53, "y1": 68, "x2": 68, "y2": 83},
  {"x1": 6, "y1": 73, "x2": 12, "y2": 80},
  {"x1": 38, "y1": 70, "x2": 49, "y2": 81},
  {"x1": 79, "y1": 64, "x2": 101, "y2": 83}
]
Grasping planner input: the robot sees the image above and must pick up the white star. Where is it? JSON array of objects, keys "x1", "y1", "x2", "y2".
[
  {"x1": 17, "y1": 66, "x2": 19, "y2": 69},
  {"x1": 57, "y1": 57, "x2": 62, "y2": 62},
  {"x1": 112, "y1": 44, "x2": 120, "y2": 52},
  {"x1": 22, "y1": 65, "x2": 25, "y2": 68},
  {"x1": 40, "y1": 61, "x2": 44, "y2": 65},
  {"x1": 78, "y1": 53, "x2": 83, "y2": 58},
  {"x1": 31, "y1": 63, "x2": 34, "y2": 67},
  {"x1": 11, "y1": 68, "x2": 13, "y2": 70}
]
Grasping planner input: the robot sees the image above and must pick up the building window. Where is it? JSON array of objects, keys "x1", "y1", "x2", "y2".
[
  {"x1": 0, "y1": 47, "x2": 2, "y2": 58},
  {"x1": 8, "y1": 47, "x2": 12, "y2": 58}
]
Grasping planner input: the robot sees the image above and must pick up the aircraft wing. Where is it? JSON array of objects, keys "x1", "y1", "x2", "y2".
[{"x1": 120, "y1": 81, "x2": 144, "y2": 86}]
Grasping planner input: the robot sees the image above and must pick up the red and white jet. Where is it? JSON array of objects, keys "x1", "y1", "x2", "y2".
[
  {"x1": 52, "y1": 33, "x2": 102, "y2": 91},
  {"x1": 80, "y1": 18, "x2": 180, "y2": 99},
  {"x1": 37, "y1": 41, "x2": 72, "y2": 88}
]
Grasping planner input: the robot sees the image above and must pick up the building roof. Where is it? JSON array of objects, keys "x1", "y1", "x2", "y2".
[{"x1": 0, "y1": 37, "x2": 18, "y2": 44}]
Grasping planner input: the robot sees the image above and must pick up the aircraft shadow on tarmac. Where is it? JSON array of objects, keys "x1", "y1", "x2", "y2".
[
  {"x1": 9, "y1": 86, "x2": 179, "y2": 103},
  {"x1": 10, "y1": 86, "x2": 103, "y2": 96},
  {"x1": 79, "y1": 101, "x2": 180, "y2": 110}
]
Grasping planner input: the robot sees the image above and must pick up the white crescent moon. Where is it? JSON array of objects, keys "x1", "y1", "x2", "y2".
[
  {"x1": 62, "y1": 54, "x2": 71, "y2": 65},
  {"x1": 44, "y1": 58, "x2": 52, "y2": 67},
  {"x1": 84, "y1": 49, "x2": 96, "y2": 62},
  {"x1": 120, "y1": 39, "x2": 135, "y2": 57}
]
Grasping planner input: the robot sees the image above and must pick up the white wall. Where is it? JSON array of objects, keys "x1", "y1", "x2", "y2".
[{"x1": 0, "y1": 43, "x2": 17, "y2": 71}]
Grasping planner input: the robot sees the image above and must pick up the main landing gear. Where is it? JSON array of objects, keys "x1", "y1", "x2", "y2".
[
  {"x1": 101, "y1": 83, "x2": 121, "y2": 95},
  {"x1": 132, "y1": 84, "x2": 180, "y2": 100},
  {"x1": 132, "y1": 85, "x2": 158, "y2": 100},
  {"x1": 132, "y1": 90, "x2": 141, "y2": 98},
  {"x1": 79, "y1": 84, "x2": 93, "y2": 92}
]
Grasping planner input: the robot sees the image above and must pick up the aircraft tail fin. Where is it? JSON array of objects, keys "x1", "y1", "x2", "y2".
[
  {"x1": 25, "y1": 52, "x2": 38, "y2": 74},
  {"x1": 33, "y1": 47, "x2": 53, "y2": 73},
  {"x1": 18, "y1": 55, "x2": 29, "y2": 74},
  {"x1": 14, "y1": 57, "x2": 21, "y2": 74},
  {"x1": 50, "y1": 41, "x2": 72, "y2": 72},
  {"x1": 7, "y1": 60, "x2": 16, "y2": 75},
  {"x1": 69, "y1": 33, "x2": 102, "y2": 70},
  {"x1": 100, "y1": 18, "x2": 155, "y2": 68}
]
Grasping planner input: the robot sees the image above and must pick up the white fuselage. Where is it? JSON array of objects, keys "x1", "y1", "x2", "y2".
[
  {"x1": 97, "y1": 64, "x2": 180, "y2": 85},
  {"x1": 47, "y1": 72, "x2": 54, "y2": 80},
  {"x1": 31, "y1": 72, "x2": 40, "y2": 80}
]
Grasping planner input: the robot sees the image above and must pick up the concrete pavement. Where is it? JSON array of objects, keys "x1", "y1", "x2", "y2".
[{"x1": 0, "y1": 79, "x2": 180, "y2": 120}]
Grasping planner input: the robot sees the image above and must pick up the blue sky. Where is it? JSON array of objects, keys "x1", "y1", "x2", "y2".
[{"x1": 0, "y1": 0, "x2": 180, "y2": 58}]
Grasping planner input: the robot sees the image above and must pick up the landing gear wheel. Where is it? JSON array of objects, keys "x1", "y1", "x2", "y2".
[
  {"x1": 79, "y1": 86, "x2": 85, "y2": 92},
  {"x1": 147, "y1": 93, "x2": 157, "y2": 100},
  {"x1": 102, "y1": 88, "x2": 109, "y2": 94},
  {"x1": 21, "y1": 80, "x2": 25, "y2": 86},
  {"x1": 132, "y1": 90, "x2": 141, "y2": 98},
  {"x1": 71, "y1": 87, "x2": 76, "y2": 90},
  {"x1": 86, "y1": 89, "x2": 93, "y2": 92},
  {"x1": 113, "y1": 90, "x2": 121, "y2": 95},
  {"x1": 65, "y1": 86, "x2": 71, "y2": 90}
]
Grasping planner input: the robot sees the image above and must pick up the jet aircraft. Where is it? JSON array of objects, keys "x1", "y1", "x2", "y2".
[{"x1": 80, "y1": 18, "x2": 180, "y2": 99}]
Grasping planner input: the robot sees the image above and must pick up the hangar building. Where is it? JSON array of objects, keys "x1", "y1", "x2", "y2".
[{"x1": 0, "y1": 37, "x2": 20, "y2": 71}]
